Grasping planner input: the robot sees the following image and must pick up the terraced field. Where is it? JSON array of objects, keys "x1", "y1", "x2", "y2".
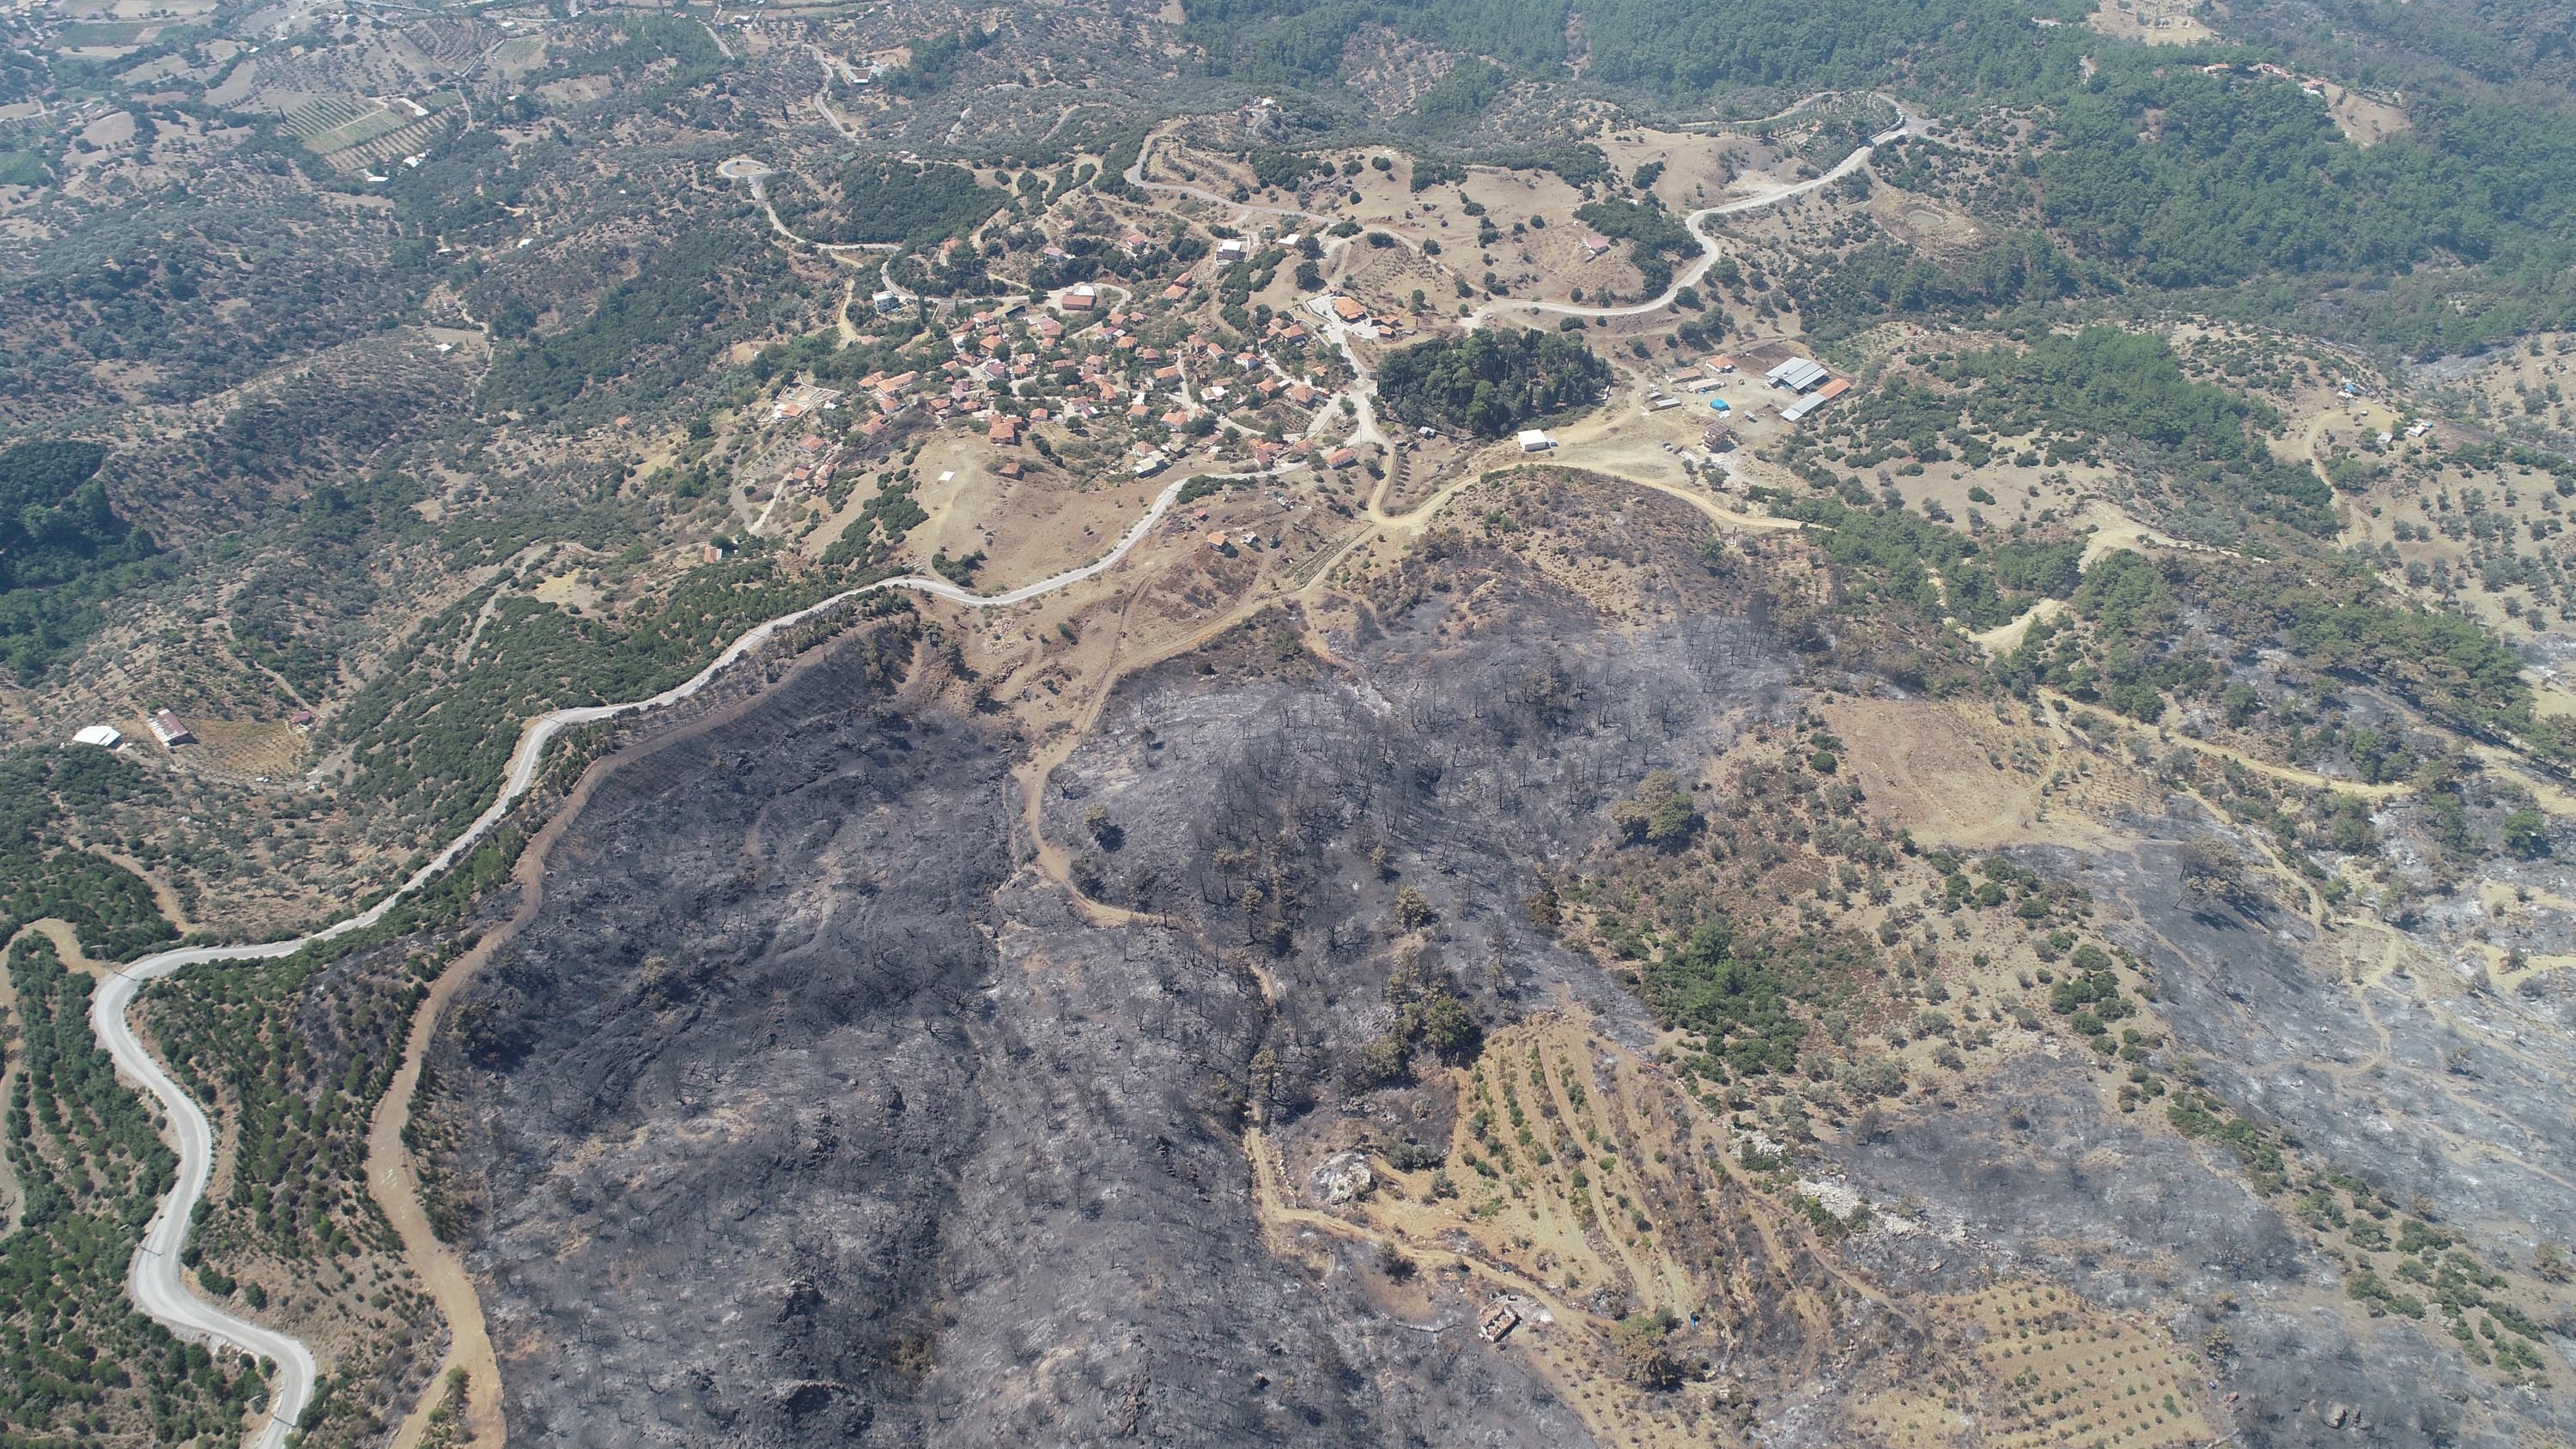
[
  {"x1": 1956, "y1": 1286, "x2": 2215, "y2": 1449},
  {"x1": 327, "y1": 117, "x2": 447, "y2": 173},
  {"x1": 302, "y1": 106, "x2": 412, "y2": 155},
  {"x1": 279, "y1": 95, "x2": 376, "y2": 140}
]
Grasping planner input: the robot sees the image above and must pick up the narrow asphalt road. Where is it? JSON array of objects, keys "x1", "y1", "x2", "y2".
[
  {"x1": 1115, "y1": 96, "x2": 1913, "y2": 337},
  {"x1": 1465, "y1": 104, "x2": 1916, "y2": 331},
  {"x1": 720, "y1": 155, "x2": 902, "y2": 258},
  {"x1": 92, "y1": 949, "x2": 317, "y2": 1449},
  {"x1": 99, "y1": 100, "x2": 1918, "y2": 1444},
  {"x1": 807, "y1": 44, "x2": 860, "y2": 139},
  {"x1": 1121, "y1": 138, "x2": 1337, "y2": 221},
  {"x1": 92, "y1": 469, "x2": 1210, "y2": 1448}
]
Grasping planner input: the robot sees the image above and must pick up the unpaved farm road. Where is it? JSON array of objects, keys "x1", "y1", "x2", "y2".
[{"x1": 91, "y1": 472, "x2": 1204, "y2": 1449}]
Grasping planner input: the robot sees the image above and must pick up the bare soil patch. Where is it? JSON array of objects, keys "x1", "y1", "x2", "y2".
[{"x1": 2086, "y1": 0, "x2": 2215, "y2": 45}]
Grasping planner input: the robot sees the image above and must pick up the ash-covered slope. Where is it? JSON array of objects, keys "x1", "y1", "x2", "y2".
[
  {"x1": 424, "y1": 475, "x2": 2576, "y2": 1449},
  {"x1": 1821, "y1": 816, "x2": 2576, "y2": 1449},
  {"x1": 424, "y1": 470, "x2": 1807, "y2": 1447},
  {"x1": 424, "y1": 609, "x2": 1668, "y2": 1446}
]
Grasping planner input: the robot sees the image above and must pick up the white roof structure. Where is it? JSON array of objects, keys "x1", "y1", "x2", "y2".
[
  {"x1": 1781, "y1": 379, "x2": 1853, "y2": 421},
  {"x1": 1766, "y1": 357, "x2": 1830, "y2": 391},
  {"x1": 1517, "y1": 430, "x2": 1554, "y2": 452},
  {"x1": 73, "y1": 724, "x2": 123, "y2": 748}
]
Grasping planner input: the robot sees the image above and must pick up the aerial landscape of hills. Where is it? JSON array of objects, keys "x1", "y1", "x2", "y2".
[{"x1": 2, "y1": 0, "x2": 2574, "y2": 1446}]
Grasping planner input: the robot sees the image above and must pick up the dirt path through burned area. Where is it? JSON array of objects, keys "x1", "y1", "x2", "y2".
[
  {"x1": 1018, "y1": 456, "x2": 1792, "y2": 919},
  {"x1": 1355, "y1": 432, "x2": 1800, "y2": 539},
  {"x1": 1014, "y1": 587, "x2": 1278, "y2": 931},
  {"x1": 87, "y1": 466, "x2": 1206, "y2": 1449},
  {"x1": 372, "y1": 626, "x2": 896, "y2": 1449},
  {"x1": 998, "y1": 460, "x2": 1907, "y2": 1403}
]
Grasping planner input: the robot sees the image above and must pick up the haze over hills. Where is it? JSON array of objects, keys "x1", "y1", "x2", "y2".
[{"x1": 2, "y1": 1, "x2": 2574, "y2": 1446}]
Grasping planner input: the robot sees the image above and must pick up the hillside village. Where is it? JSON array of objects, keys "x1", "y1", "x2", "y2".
[{"x1": 7, "y1": 4, "x2": 2576, "y2": 1449}]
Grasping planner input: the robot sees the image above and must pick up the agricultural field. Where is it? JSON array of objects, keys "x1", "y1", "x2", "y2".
[{"x1": 289, "y1": 100, "x2": 411, "y2": 155}]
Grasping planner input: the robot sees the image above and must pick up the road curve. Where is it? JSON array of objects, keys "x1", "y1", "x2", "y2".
[
  {"x1": 720, "y1": 157, "x2": 903, "y2": 258},
  {"x1": 1463, "y1": 105, "x2": 1916, "y2": 332},
  {"x1": 807, "y1": 45, "x2": 856, "y2": 136},
  {"x1": 1115, "y1": 100, "x2": 1912, "y2": 336},
  {"x1": 1122, "y1": 138, "x2": 1335, "y2": 222},
  {"x1": 94, "y1": 469, "x2": 1210, "y2": 1449},
  {"x1": 91, "y1": 956, "x2": 317, "y2": 1449},
  {"x1": 1121, "y1": 142, "x2": 1430, "y2": 256}
]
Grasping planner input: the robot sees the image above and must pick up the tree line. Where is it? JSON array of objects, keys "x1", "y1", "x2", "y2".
[{"x1": 1376, "y1": 327, "x2": 1613, "y2": 438}]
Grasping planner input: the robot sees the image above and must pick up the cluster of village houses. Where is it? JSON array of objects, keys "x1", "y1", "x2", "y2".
[
  {"x1": 61, "y1": 179, "x2": 1892, "y2": 758},
  {"x1": 751, "y1": 257, "x2": 1866, "y2": 508},
  {"x1": 108, "y1": 209, "x2": 1868, "y2": 746},
  {"x1": 746, "y1": 223, "x2": 1429, "y2": 503}
]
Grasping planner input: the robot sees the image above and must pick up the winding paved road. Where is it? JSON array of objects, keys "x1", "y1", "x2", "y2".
[
  {"x1": 92, "y1": 471, "x2": 1207, "y2": 1449},
  {"x1": 807, "y1": 44, "x2": 861, "y2": 140},
  {"x1": 1116, "y1": 100, "x2": 1915, "y2": 337},
  {"x1": 102, "y1": 102, "x2": 1924, "y2": 1446},
  {"x1": 1121, "y1": 139, "x2": 1336, "y2": 222},
  {"x1": 1464, "y1": 104, "x2": 1917, "y2": 331},
  {"x1": 721, "y1": 157, "x2": 902, "y2": 258},
  {"x1": 92, "y1": 962, "x2": 316, "y2": 1449}
]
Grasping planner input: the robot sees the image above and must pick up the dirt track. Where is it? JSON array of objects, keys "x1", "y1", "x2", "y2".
[
  {"x1": 93, "y1": 470, "x2": 1208, "y2": 1449},
  {"x1": 373, "y1": 611, "x2": 905, "y2": 1449}
]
